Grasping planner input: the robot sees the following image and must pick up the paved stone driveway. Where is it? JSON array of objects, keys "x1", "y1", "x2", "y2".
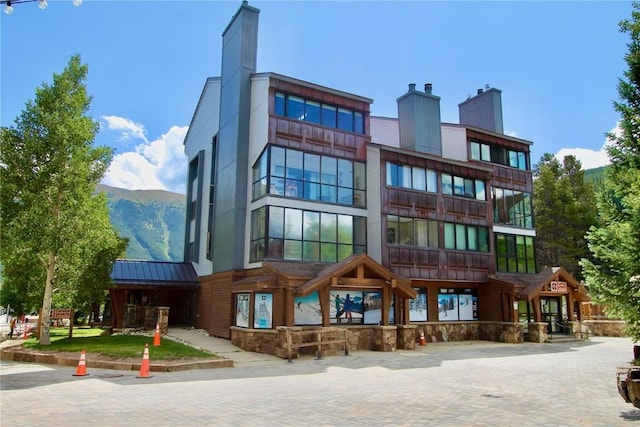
[{"x1": 1, "y1": 337, "x2": 639, "y2": 426}]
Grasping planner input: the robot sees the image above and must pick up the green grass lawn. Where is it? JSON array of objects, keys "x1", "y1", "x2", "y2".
[{"x1": 23, "y1": 328, "x2": 215, "y2": 360}]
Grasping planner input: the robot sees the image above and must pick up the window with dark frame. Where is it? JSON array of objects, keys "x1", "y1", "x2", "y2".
[
  {"x1": 274, "y1": 91, "x2": 365, "y2": 135},
  {"x1": 252, "y1": 145, "x2": 366, "y2": 208},
  {"x1": 495, "y1": 233, "x2": 536, "y2": 273},
  {"x1": 469, "y1": 140, "x2": 529, "y2": 171},
  {"x1": 443, "y1": 223, "x2": 489, "y2": 252},
  {"x1": 250, "y1": 205, "x2": 366, "y2": 263}
]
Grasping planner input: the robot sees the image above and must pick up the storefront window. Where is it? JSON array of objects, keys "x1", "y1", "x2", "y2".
[
  {"x1": 438, "y1": 288, "x2": 477, "y2": 321},
  {"x1": 363, "y1": 291, "x2": 395, "y2": 324},
  {"x1": 235, "y1": 293, "x2": 250, "y2": 328},
  {"x1": 253, "y1": 293, "x2": 273, "y2": 329},
  {"x1": 294, "y1": 292, "x2": 322, "y2": 325},
  {"x1": 330, "y1": 290, "x2": 363, "y2": 324},
  {"x1": 409, "y1": 288, "x2": 427, "y2": 322}
]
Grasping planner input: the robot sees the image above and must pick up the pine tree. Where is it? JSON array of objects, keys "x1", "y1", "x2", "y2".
[
  {"x1": 534, "y1": 154, "x2": 596, "y2": 280},
  {"x1": 580, "y1": 3, "x2": 640, "y2": 342}
]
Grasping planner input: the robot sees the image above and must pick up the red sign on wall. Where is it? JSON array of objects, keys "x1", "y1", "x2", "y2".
[{"x1": 550, "y1": 281, "x2": 567, "y2": 292}]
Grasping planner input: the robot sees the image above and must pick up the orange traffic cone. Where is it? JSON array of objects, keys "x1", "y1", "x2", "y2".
[
  {"x1": 153, "y1": 322, "x2": 161, "y2": 347},
  {"x1": 419, "y1": 331, "x2": 426, "y2": 346},
  {"x1": 137, "y1": 343, "x2": 153, "y2": 378},
  {"x1": 22, "y1": 326, "x2": 30, "y2": 340},
  {"x1": 73, "y1": 350, "x2": 89, "y2": 376}
]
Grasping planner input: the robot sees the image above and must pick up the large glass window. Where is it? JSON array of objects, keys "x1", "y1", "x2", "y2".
[
  {"x1": 387, "y1": 215, "x2": 438, "y2": 248},
  {"x1": 470, "y1": 140, "x2": 528, "y2": 171},
  {"x1": 442, "y1": 173, "x2": 485, "y2": 200},
  {"x1": 386, "y1": 162, "x2": 437, "y2": 193},
  {"x1": 250, "y1": 207, "x2": 266, "y2": 262},
  {"x1": 250, "y1": 206, "x2": 366, "y2": 262},
  {"x1": 495, "y1": 233, "x2": 536, "y2": 273},
  {"x1": 492, "y1": 187, "x2": 533, "y2": 228},
  {"x1": 444, "y1": 223, "x2": 489, "y2": 252},
  {"x1": 253, "y1": 146, "x2": 365, "y2": 207},
  {"x1": 274, "y1": 91, "x2": 365, "y2": 134}
]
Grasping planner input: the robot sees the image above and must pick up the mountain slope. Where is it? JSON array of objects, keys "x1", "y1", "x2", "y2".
[{"x1": 98, "y1": 184, "x2": 185, "y2": 261}]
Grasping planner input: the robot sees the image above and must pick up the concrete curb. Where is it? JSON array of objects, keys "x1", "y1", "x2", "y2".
[{"x1": 0, "y1": 348, "x2": 234, "y2": 372}]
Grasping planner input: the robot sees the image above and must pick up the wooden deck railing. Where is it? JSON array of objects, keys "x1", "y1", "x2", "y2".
[{"x1": 285, "y1": 328, "x2": 349, "y2": 363}]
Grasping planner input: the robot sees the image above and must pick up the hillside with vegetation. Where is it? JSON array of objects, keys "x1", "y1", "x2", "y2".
[
  {"x1": 97, "y1": 184, "x2": 185, "y2": 261},
  {"x1": 583, "y1": 166, "x2": 607, "y2": 191}
]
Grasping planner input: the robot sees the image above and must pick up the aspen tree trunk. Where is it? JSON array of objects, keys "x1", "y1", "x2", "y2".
[{"x1": 39, "y1": 251, "x2": 56, "y2": 345}]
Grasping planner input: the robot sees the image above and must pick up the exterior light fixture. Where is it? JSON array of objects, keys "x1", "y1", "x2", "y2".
[{"x1": 1, "y1": 0, "x2": 81, "y2": 14}]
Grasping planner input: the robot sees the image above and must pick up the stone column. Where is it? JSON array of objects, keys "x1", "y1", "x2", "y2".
[
  {"x1": 374, "y1": 326, "x2": 397, "y2": 352},
  {"x1": 156, "y1": 306, "x2": 170, "y2": 334},
  {"x1": 396, "y1": 324, "x2": 417, "y2": 350},
  {"x1": 144, "y1": 306, "x2": 155, "y2": 329},
  {"x1": 277, "y1": 326, "x2": 302, "y2": 360},
  {"x1": 527, "y1": 322, "x2": 547, "y2": 343}
]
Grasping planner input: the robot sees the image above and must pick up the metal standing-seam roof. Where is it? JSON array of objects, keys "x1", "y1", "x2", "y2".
[{"x1": 110, "y1": 259, "x2": 199, "y2": 288}]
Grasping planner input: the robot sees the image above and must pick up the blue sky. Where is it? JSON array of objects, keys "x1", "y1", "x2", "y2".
[{"x1": 1, "y1": 0, "x2": 630, "y2": 194}]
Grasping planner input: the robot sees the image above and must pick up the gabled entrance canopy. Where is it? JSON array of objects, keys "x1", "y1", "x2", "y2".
[
  {"x1": 490, "y1": 267, "x2": 589, "y2": 302},
  {"x1": 292, "y1": 253, "x2": 416, "y2": 300},
  {"x1": 231, "y1": 253, "x2": 416, "y2": 328},
  {"x1": 489, "y1": 267, "x2": 590, "y2": 323}
]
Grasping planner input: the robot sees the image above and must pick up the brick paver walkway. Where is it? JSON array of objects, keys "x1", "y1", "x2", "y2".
[{"x1": 1, "y1": 337, "x2": 639, "y2": 426}]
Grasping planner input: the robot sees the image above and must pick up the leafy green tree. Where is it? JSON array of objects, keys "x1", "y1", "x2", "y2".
[
  {"x1": 0, "y1": 55, "x2": 125, "y2": 344},
  {"x1": 533, "y1": 153, "x2": 596, "y2": 280},
  {"x1": 581, "y1": 3, "x2": 640, "y2": 342}
]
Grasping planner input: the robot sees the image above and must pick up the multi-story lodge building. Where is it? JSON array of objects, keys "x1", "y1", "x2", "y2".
[{"x1": 181, "y1": 2, "x2": 588, "y2": 356}]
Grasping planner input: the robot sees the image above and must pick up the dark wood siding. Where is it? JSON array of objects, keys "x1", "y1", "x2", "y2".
[
  {"x1": 268, "y1": 78, "x2": 372, "y2": 162},
  {"x1": 380, "y1": 149, "x2": 494, "y2": 281}
]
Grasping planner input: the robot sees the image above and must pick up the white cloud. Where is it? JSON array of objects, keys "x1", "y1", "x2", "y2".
[
  {"x1": 102, "y1": 124, "x2": 188, "y2": 194},
  {"x1": 555, "y1": 147, "x2": 609, "y2": 170},
  {"x1": 100, "y1": 115, "x2": 148, "y2": 143},
  {"x1": 554, "y1": 123, "x2": 621, "y2": 170}
]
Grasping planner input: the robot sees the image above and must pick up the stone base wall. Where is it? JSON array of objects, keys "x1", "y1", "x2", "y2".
[
  {"x1": 230, "y1": 327, "x2": 279, "y2": 355},
  {"x1": 413, "y1": 321, "x2": 523, "y2": 344},
  {"x1": 231, "y1": 322, "x2": 524, "y2": 358},
  {"x1": 583, "y1": 320, "x2": 627, "y2": 337}
]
